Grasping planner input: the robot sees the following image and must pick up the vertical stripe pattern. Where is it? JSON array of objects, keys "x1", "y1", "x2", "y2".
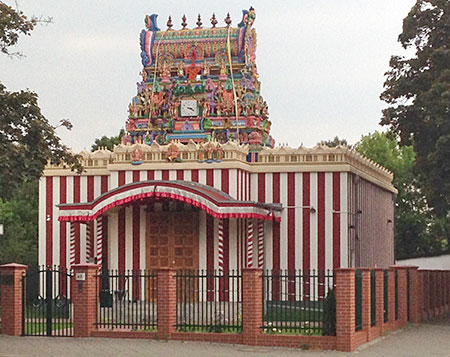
[
  {"x1": 96, "y1": 216, "x2": 103, "y2": 266},
  {"x1": 257, "y1": 220, "x2": 264, "y2": 268},
  {"x1": 39, "y1": 168, "x2": 394, "y2": 277},
  {"x1": 247, "y1": 220, "x2": 254, "y2": 267}
]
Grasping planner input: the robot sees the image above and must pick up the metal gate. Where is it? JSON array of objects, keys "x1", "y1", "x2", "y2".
[{"x1": 22, "y1": 266, "x2": 73, "y2": 336}]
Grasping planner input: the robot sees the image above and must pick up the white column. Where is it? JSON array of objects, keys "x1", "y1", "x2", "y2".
[
  {"x1": 247, "y1": 219, "x2": 254, "y2": 267},
  {"x1": 257, "y1": 220, "x2": 264, "y2": 268},
  {"x1": 96, "y1": 216, "x2": 103, "y2": 267}
]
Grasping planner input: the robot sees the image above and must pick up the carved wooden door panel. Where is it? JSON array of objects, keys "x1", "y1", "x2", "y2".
[{"x1": 146, "y1": 211, "x2": 199, "y2": 270}]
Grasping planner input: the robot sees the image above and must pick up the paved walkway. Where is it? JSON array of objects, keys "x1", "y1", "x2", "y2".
[{"x1": 0, "y1": 316, "x2": 449, "y2": 357}]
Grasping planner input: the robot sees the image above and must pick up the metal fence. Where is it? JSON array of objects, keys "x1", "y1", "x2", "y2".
[
  {"x1": 175, "y1": 270, "x2": 242, "y2": 333},
  {"x1": 370, "y1": 270, "x2": 376, "y2": 327},
  {"x1": 96, "y1": 269, "x2": 157, "y2": 331},
  {"x1": 22, "y1": 265, "x2": 73, "y2": 337},
  {"x1": 262, "y1": 270, "x2": 335, "y2": 335}
]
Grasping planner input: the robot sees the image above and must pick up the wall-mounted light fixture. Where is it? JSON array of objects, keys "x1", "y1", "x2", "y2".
[
  {"x1": 283, "y1": 205, "x2": 316, "y2": 213},
  {"x1": 333, "y1": 211, "x2": 362, "y2": 215}
]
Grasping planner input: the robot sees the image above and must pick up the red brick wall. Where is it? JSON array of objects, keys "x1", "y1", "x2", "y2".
[{"x1": 2, "y1": 262, "x2": 448, "y2": 352}]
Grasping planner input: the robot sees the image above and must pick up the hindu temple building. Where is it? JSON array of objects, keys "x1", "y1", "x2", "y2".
[{"x1": 39, "y1": 9, "x2": 396, "y2": 276}]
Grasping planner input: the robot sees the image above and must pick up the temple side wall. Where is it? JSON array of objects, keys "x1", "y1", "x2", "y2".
[{"x1": 348, "y1": 174, "x2": 395, "y2": 268}]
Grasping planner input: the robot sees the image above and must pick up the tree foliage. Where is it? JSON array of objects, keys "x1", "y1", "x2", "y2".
[
  {"x1": 0, "y1": 82, "x2": 82, "y2": 199},
  {"x1": 0, "y1": 181, "x2": 38, "y2": 265},
  {"x1": 380, "y1": 0, "x2": 450, "y2": 216},
  {"x1": 355, "y1": 131, "x2": 448, "y2": 259},
  {"x1": 0, "y1": 2, "x2": 81, "y2": 263},
  {"x1": 91, "y1": 129, "x2": 125, "y2": 152},
  {"x1": 318, "y1": 136, "x2": 349, "y2": 148},
  {"x1": 0, "y1": 3, "x2": 82, "y2": 200},
  {"x1": 0, "y1": 2, "x2": 35, "y2": 56}
]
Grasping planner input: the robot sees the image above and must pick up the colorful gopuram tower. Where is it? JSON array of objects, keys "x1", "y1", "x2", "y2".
[{"x1": 123, "y1": 8, "x2": 274, "y2": 162}]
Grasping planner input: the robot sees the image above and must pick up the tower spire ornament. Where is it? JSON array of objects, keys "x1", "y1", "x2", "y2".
[
  {"x1": 181, "y1": 14, "x2": 187, "y2": 29},
  {"x1": 196, "y1": 14, "x2": 202, "y2": 28},
  {"x1": 210, "y1": 13, "x2": 218, "y2": 28},
  {"x1": 167, "y1": 15, "x2": 173, "y2": 30},
  {"x1": 224, "y1": 13, "x2": 232, "y2": 26}
]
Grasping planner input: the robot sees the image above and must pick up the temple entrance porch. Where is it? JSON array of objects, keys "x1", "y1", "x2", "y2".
[{"x1": 57, "y1": 180, "x2": 282, "y2": 275}]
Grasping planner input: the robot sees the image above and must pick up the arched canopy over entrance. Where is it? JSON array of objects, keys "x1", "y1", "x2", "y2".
[{"x1": 58, "y1": 180, "x2": 282, "y2": 222}]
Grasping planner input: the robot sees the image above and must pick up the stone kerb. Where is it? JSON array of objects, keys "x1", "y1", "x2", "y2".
[{"x1": 0, "y1": 263, "x2": 28, "y2": 336}]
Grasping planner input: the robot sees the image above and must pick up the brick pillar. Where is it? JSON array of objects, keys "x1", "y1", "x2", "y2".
[
  {"x1": 72, "y1": 263, "x2": 99, "y2": 337},
  {"x1": 0, "y1": 263, "x2": 27, "y2": 336},
  {"x1": 242, "y1": 268, "x2": 263, "y2": 346},
  {"x1": 361, "y1": 269, "x2": 371, "y2": 338},
  {"x1": 374, "y1": 269, "x2": 384, "y2": 333},
  {"x1": 439, "y1": 271, "x2": 445, "y2": 315},
  {"x1": 388, "y1": 269, "x2": 395, "y2": 326},
  {"x1": 401, "y1": 266, "x2": 419, "y2": 323},
  {"x1": 335, "y1": 268, "x2": 356, "y2": 352},
  {"x1": 157, "y1": 269, "x2": 176, "y2": 337},
  {"x1": 393, "y1": 267, "x2": 408, "y2": 327},
  {"x1": 444, "y1": 270, "x2": 450, "y2": 313},
  {"x1": 421, "y1": 270, "x2": 429, "y2": 320}
]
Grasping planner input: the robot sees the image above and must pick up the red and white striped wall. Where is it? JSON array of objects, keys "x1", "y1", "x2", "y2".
[{"x1": 39, "y1": 167, "x2": 394, "y2": 271}]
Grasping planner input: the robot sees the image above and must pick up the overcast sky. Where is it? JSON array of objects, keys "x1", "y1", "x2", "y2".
[{"x1": 1, "y1": 0, "x2": 416, "y2": 151}]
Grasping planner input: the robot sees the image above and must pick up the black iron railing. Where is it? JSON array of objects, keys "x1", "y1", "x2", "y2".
[
  {"x1": 262, "y1": 270, "x2": 335, "y2": 335},
  {"x1": 355, "y1": 269, "x2": 362, "y2": 331},
  {"x1": 370, "y1": 270, "x2": 376, "y2": 326},
  {"x1": 22, "y1": 265, "x2": 73, "y2": 337},
  {"x1": 96, "y1": 269, "x2": 157, "y2": 331},
  {"x1": 175, "y1": 270, "x2": 242, "y2": 333}
]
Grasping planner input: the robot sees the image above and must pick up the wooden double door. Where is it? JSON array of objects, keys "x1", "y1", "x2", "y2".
[{"x1": 146, "y1": 211, "x2": 199, "y2": 270}]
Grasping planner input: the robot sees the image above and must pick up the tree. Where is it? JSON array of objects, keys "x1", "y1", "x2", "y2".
[
  {"x1": 0, "y1": 2, "x2": 35, "y2": 56},
  {"x1": 91, "y1": 129, "x2": 125, "y2": 151},
  {"x1": 0, "y1": 2, "x2": 82, "y2": 200},
  {"x1": 0, "y1": 2, "x2": 81, "y2": 264},
  {"x1": 0, "y1": 181, "x2": 38, "y2": 265},
  {"x1": 355, "y1": 131, "x2": 448, "y2": 259},
  {"x1": 318, "y1": 136, "x2": 349, "y2": 148},
  {"x1": 380, "y1": 0, "x2": 450, "y2": 216}
]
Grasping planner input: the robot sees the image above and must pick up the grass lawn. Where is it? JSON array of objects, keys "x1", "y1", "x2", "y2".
[
  {"x1": 176, "y1": 325, "x2": 242, "y2": 333},
  {"x1": 263, "y1": 305, "x2": 324, "y2": 322},
  {"x1": 24, "y1": 321, "x2": 73, "y2": 335}
]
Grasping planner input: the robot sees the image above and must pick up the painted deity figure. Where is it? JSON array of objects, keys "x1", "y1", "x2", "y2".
[
  {"x1": 219, "y1": 58, "x2": 227, "y2": 76},
  {"x1": 177, "y1": 61, "x2": 185, "y2": 77},
  {"x1": 141, "y1": 69, "x2": 148, "y2": 81},
  {"x1": 202, "y1": 61, "x2": 210, "y2": 77},
  {"x1": 171, "y1": 98, "x2": 180, "y2": 118},
  {"x1": 186, "y1": 50, "x2": 201, "y2": 81},
  {"x1": 215, "y1": 85, "x2": 224, "y2": 115},
  {"x1": 202, "y1": 98, "x2": 211, "y2": 117},
  {"x1": 167, "y1": 143, "x2": 180, "y2": 162},
  {"x1": 160, "y1": 61, "x2": 171, "y2": 78}
]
